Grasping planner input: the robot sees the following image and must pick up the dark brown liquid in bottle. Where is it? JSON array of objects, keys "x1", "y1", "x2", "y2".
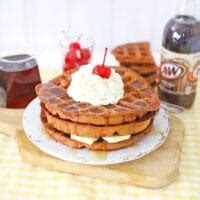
[
  {"x1": 0, "y1": 54, "x2": 41, "y2": 108},
  {"x1": 158, "y1": 15, "x2": 200, "y2": 108}
]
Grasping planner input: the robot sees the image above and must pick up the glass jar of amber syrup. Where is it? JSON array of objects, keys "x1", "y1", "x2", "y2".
[{"x1": 0, "y1": 54, "x2": 41, "y2": 108}]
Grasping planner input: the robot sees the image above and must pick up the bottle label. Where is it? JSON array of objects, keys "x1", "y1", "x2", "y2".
[{"x1": 159, "y1": 47, "x2": 200, "y2": 96}]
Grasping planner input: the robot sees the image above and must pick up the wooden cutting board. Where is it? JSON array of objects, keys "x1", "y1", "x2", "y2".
[{"x1": 0, "y1": 108, "x2": 184, "y2": 188}]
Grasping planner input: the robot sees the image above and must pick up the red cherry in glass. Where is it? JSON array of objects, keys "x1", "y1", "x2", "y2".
[
  {"x1": 63, "y1": 60, "x2": 77, "y2": 71},
  {"x1": 78, "y1": 58, "x2": 89, "y2": 66},
  {"x1": 93, "y1": 65, "x2": 111, "y2": 79},
  {"x1": 65, "y1": 51, "x2": 78, "y2": 63},
  {"x1": 69, "y1": 42, "x2": 81, "y2": 51},
  {"x1": 81, "y1": 48, "x2": 91, "y2": 61},
  {"x1": 75, "y1": 48, "x2": 82, "y2": 59},
  {"x1": 77, "y1": 48, "x2": 91, "y2": 66}
]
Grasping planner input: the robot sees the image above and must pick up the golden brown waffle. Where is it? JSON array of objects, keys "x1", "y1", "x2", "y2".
[
  {"x1": 144, "y1": 73, "x2": 158, "y2": 85},
  {"x1": 42, "y1": 107, "x2": 152, "y2": 138},
  {"x1": 112, "y1": 42, "x2": 158, "y2": 85},
  {"x1": 42, "y1": 118, "x2": 153, "y2": 151},
  {"x1": 112, "y1": 42, "x2": 155, "y2": 65},
  {"x1": 36, "y1": 67, "x2": 160, "y2": 125},
  {"x1": 121, "y1": 63, "x2": 158, "y2": 75}
]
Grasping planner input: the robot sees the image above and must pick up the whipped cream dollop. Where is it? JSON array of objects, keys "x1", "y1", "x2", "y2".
[{"x1": 67, "y1": 64, "x2": 124, "y2": 105}]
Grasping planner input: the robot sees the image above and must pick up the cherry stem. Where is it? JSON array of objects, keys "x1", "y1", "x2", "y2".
[
  {"x1": 77, "y1": 33, "x2": 83, "y2": 41},
  {"x1": 63, "y1": 30, "x2": 83, "y2": 42},
  {"x1": 62, "y1": 30, "x2": 71, "y2": 41},
  {"x1": 102, "y1": 47, "x2": 108, "y2": 66}
]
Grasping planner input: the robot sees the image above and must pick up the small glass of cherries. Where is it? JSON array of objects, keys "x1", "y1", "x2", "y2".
[{"x1": 59, "y1": 31, "x2": 94, "y2": 72}]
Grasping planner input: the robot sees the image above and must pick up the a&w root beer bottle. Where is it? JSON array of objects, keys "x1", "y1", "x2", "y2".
[{"x1": 158, "y1": 0, "x2": 200, "y2": 112}]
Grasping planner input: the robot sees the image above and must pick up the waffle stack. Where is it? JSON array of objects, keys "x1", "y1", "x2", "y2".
[
  {"x1": 36, "y1": 67, "x2": 160, "y2": 151},
  {"x1": 112, "y1": 42, "x2": 158, "y2": 85}
]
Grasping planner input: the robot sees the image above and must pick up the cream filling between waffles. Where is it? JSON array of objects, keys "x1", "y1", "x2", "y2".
[
  {"x1": 67, "y1": 64, "x2": 124, "y2": 105},
  {"x1": 71, "y1": 134, "x2": 131, "y2": 145},
  {"x1": 70, "y1": 119, "x2": 151, "y2": 145}
]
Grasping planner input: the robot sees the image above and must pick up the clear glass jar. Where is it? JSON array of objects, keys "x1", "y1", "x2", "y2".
[
  {"x1": 59, "y1": 33, "x2": 94, "y2": 72},
  {"x1": 0, "y1": 52, "x2": 41, "y2": 108}
]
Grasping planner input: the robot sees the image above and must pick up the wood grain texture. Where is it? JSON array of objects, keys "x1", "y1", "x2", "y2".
[{"x1": 16, "y1": 114, "x2": 184, "y2": 188}]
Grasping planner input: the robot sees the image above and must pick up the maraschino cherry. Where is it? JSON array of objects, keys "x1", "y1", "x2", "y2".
[
  {"x1": 63, "y1": 33, "x2": 92, "y2": 72},
  {"x1": 69, "y1": 34, "x2": 82, "y2": 51},
  {"x1": 69, "y1": 42, "x2": 81, "y2": 51},
  {"x1": 93, "y1": 48, "x2": 111, "y2": 79},
  {"x1": 64, "y1": 49, "x2": 79, "y2": 71},
  {"x1": 79, "y1": 48, "x2": 91, "y2": 65}
]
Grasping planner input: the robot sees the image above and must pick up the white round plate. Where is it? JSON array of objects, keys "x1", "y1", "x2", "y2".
[{"x1": 23, "y1": 98, "x2": 170, "y2": 165}]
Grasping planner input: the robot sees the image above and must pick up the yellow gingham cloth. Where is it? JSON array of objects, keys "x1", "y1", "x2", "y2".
[{"x1": 0, "y1": 71, "x2": 200, "y2": 200}]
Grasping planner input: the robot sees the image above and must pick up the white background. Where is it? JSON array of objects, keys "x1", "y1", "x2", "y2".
[{"x1": 0, "y1": 0, "x2": 176, "y2": 53}]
